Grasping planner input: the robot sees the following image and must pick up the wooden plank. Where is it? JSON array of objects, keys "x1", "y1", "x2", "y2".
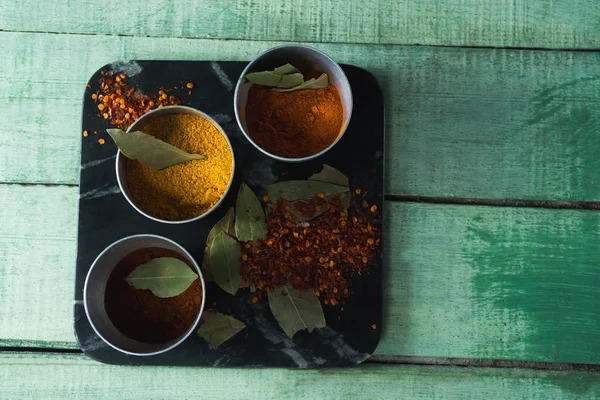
[
  {"x1": 0, "y1": 184, "x2": 78, "y2": 345},
  {"x1": 1, "y1": 353, "x2": 599, "y2": 399},
  {"x1": 380, "y1": 202, "x2": 600, "y2": 364},
  {"x1": 3, "y1": 32, "x2": 600, "y2": 201},
  {"x1": 3, "y1": 183, "x2": 600, "y2": 364},
  {"x1": 1, "y1": 0, "x2": 599, "y2": 49}
]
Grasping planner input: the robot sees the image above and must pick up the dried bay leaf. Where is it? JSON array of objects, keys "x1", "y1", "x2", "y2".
[
  {"x1": 210, "y1": 232, "x2": 242, "y2": 295},
  {"x1": 340, "y1": 191, "x2": 352, "y2": 211},
  {"x1": 290, "y1": 200, "x2": 329, "y2": 222},
  {"x1": 124, "y1": 257, "x2": 198, "y2": 298},
  {"x1": 268, "y1": 180, "x2": 349, "y2": 202},
  {"x1": 309, "y1": 165, "x2": 349, "y2": 187},
  {"x1": 245, "y1": 63, "x2": 302, "y2": 87},
  {"x1": 197, "y1": 311, "x2": 246, "y2": 348},
  {"x1": 107, "y1": 129, "x2": 206, "y2": 170},
  {"x1": 268, "y1": 283, "x2": 326, "y2": 339},
  {"x1": 277, "y1": 73, "x2": 304, "y2": 89},
  {"x1": 273, "y1": 63, "x2": 300, "y2": 75},
  {"x1": 201, "y1": 256, "x2": 215, "y2": 282},
  {"x1": 202, "y1": 208, "x2": 235, "y2": 282},
  {"x1": 244, "y1": 71, "x2": 283, "y2": 87},
  {"x1": 207, "y1": 208, "x2": 236, "y2": 242},
  {"x1": 272, "y1": 73, "x2": 328, "y2": 92},
  {"x1": 235, "y1": 182, "x2": 268, "y2": 242}
]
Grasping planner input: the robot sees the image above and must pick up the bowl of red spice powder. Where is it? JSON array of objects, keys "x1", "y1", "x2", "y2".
[
  {"x1": 234, "y1": 45, "x2": 353, "y2": 161},
  {"x1": 84, "y1": 234, "x2": 206, "y2": 356}
]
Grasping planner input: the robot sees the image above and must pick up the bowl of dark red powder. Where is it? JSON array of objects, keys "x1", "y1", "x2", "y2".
[
  {"x1": 83, "y1": 234, "x2": 205, "y2": 356},
  {"x1": 234, "y1": 45, "x2": 353, "y2": 161}
]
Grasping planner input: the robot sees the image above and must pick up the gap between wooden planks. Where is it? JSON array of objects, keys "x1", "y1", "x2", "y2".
[
  {"x1": 0, "y1": 0, "x2": 599, "y2": 49},
  {"x1": 1, "y1": 352, "x2": 600, "y2": 399},
  {"x1": 2, "y1": 183, "x2": 600, "y2": 365},
  {"x1": 2, "y1": 32, "x2": 600, "y2": 201}
]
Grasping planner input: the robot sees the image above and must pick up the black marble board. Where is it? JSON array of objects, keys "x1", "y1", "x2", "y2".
[{"x1": 75, "y1": 60, "x2": 384, "y2": 367}]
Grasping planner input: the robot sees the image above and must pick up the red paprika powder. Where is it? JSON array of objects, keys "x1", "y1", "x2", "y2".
[
  {"x1": 104, "y1": 247, "x2": 202, "y2": 344},
  {"x1": 245, "y1": 82, "x2": 344, "y2": 158}
]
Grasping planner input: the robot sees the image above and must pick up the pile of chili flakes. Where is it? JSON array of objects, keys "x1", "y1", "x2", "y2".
[
  {"x1": 240, "y1": 191, "x2": 380, "y2": 306},
  {"x1": 90, "y1": 70, "x2": 182, "y2": 130}
]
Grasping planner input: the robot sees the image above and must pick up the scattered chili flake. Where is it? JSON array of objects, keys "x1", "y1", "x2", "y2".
[
  {"x1": 83, "y1": 130, "x2": 89, "y2": 137},
  {"x1": 262, "y1": 195, "x2": 269, "y2": 202},
  {"x1": 240, "y1": 190, "x2": 380, "y2": 306},
  {"x1": 91, "y1": 70, "x2": 182, "y2": 129},
  {"x1": 98, "y1": 138, "x2": 106, "y2": 145},
  {"x1": 186, "y1": 82, "x2": 194, "y2": 89},
  {"x1": 355, "y1": 189, "x2": 361, "y2": 194},
  {"x1": 252, "y1": 296, "x2": 258, "y2": 304},
  {"x1": 370, "y1": 205, "x2": 377, "y2": 212},
  {"x1": 371, "y1": 324, "x2": 377, "y2": 330}
]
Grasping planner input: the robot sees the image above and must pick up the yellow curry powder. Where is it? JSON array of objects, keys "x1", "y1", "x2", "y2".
[{"x1": 126, "y1": 114, "x2": 232, "y2": 221}]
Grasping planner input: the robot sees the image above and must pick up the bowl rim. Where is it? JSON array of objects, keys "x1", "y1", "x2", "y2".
[
  {"x1": 115, "y1": 105, "x2": 235, "y2": 224},
  {"x1": 233, "y1": 44, "x2": 353, "y2": 163},
  {"x1": 83, "y1": 234, "x2": 207, "y2": 356}
]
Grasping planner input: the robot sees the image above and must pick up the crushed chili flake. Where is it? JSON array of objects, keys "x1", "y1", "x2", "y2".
[
  {"x1": 371, "y1": 324, "x2": 377, "y2": 330},
  {"x1": 98, "y1": 138, "x2": 106, "y2": 145},
  {"x1": 240, "y1": 192, "x2": 380, "y2": 306},
  {"x1": 90, "y1": 70, "x2": 182, "y2": 130}
]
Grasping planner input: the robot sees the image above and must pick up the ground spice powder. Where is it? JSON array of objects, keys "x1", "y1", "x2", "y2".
[
  {"x1": 245, "y1": 83, "x2": 344, "y2": 158},
  {"x1": 126, "y1": 114, "x2": 233, "y2": 221},
  {"x1": 104, "y1": 247, "x2": 202, "y2": 344}
]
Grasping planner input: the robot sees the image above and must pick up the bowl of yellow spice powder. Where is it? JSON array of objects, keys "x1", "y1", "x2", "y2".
[{"x1": 116, "y1": 106, "x2": 234, "y2": 223}]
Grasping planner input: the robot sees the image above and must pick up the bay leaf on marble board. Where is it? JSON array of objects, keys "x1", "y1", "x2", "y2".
[{"x1": 268, "y1": 283, "x2": 326, "y2": 339}]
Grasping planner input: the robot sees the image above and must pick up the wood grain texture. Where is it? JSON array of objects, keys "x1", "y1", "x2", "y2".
[
  {"x1": 0, "y1": 184, "x2": 78, "y2": 345},
  {"x1": 2, "y1": 32, "x2": 600, "y2": 201},
  {"x1": 380, "y1": 203, "x2": 600, "y2": 364},
  {"x1": 1, "y1": 353, "x2": 599, "y2": 399},
  {"x1": 3, "y1": 183, "x2": 600, "y2": 364},
  {"x1": 0, "y1": 0, "x2": 599, "y2": 49}
]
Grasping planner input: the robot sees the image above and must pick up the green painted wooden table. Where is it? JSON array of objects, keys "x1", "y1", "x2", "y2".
[{"x1": 2, "y1": 1, "x2": 600, "y2": 398}]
